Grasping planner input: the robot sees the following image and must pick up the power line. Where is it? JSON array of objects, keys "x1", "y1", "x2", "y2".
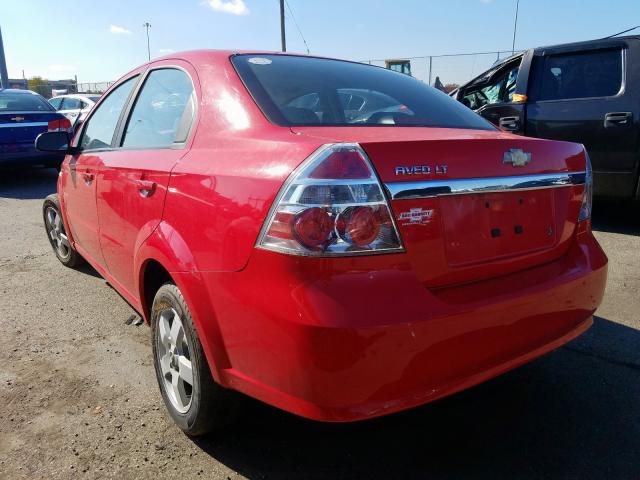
[
  {"x1": 511, "y1": 0, "x2": 520, "y2": 54},
  {"x1": 602, "y1": 25, "x2": 639, "y2": 39},
  {"x1": 284, "y1": 0, "x2": 310, "y2": 54},
  {"x1": 279, "y1": 0, "x2": 286, "y2": 52}
]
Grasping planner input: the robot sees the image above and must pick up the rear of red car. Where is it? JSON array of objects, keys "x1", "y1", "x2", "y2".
[{"x1": 188, "y1": 54, "x2": 607, "y2": 421}]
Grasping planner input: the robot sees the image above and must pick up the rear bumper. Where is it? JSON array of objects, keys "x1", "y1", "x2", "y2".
[{"x1": 182, "y1": 225, "x2": 607, "y2": 422}]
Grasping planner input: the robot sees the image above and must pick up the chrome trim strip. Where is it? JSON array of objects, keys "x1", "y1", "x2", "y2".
[
  {"x1": 385, "y1": 172, "x2": 586, "y2": 200},
  {"x1": 0, "y1": 122, "x2": 48, "y2": 128}
]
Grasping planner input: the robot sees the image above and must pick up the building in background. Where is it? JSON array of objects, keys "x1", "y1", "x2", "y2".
[{"x1": 385, "y1": 59, "x2": 412, "y2": 76}]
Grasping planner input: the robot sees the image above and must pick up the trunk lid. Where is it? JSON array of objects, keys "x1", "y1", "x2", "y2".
[
  {"x1": 0, "y1": 112, "x2": 62, "y2": 145},
  {"x1": 292, "y1": 127, "x2": 587, "y2": 287}
]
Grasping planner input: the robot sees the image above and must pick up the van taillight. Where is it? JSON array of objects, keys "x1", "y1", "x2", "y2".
[
  {"x1": 578, "y1": 149, "x2": 593, "y2": 222},
  {"x1": 258, "y1": 143, "x2": 404, "y2": 256}
]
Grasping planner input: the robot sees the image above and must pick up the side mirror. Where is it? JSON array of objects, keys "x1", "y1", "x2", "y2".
[{"x1": 35, "y1": 131, "x2": 71, "y2": 153}]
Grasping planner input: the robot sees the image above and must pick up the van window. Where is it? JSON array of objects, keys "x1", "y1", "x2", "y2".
[
  {"x1": 461, "y1": 64, "x2": 519, "y2": 110},
  {"x1": 535, "y1": 48, "x2": 622, "y2": 101}
]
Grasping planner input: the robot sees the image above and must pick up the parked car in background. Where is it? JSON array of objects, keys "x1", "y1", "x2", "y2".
[
  {"x1": 37, "y1": 51, "x2": 606, "y2": 435},
  {"x1": 451, "y1": 35, "x2": 640, "y2": 200},
  {"x1": 0, "y1": 88, "x2": 70, "y2": 168},
  {"x1": 49, "y1": 93, "x2": 100, "y2": 126}
]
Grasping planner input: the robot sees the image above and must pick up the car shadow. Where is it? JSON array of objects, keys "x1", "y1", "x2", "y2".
[
  {"x1": 592, "y1": 199, "x2": 640, "y2": 236},
  {"x1": 192, "y1": 316, "x2": 640, "y2": 479},
  {"x1": 0, "y1": 167, "x2": 59, "y2": 200}
]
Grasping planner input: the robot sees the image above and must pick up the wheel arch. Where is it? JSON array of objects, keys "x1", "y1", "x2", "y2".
[{"x1": 136, "y1": 222, "x2": 231, "y2": 383}]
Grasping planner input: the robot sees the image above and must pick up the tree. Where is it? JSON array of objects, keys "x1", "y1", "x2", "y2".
[
  {"x1": 27, "y1": 76, "x2": 50, "y2": 97},
  {"x1": 443, "y1": 83, "x2": 460, "y2": 94}
]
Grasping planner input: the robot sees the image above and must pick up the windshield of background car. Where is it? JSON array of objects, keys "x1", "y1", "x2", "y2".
[
  {"x1": 232, "y1": 54, "x2": 495, "y2": 130},
  {"x1": 0, "y1": 92, "x2": 55, "y2": 112}
]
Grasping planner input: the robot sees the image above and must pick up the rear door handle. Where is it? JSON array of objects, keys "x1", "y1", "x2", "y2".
[
  {"x1": 604, "y1": 112, "x2": 632, "y2": 127},
  {"x1": 134, "y1": 179, "x2": 157, "y2": 197},
  {"x1": 499, "y1": 116, "x2": 520, "y2": 132}
]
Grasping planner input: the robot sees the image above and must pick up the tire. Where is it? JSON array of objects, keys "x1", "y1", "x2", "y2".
[
  {"x1": 42, "y1": 193, "x2": 83, "y2": 268},
  {"x1": 151, "y1": 283, "x2": 238, "y2": 435}
]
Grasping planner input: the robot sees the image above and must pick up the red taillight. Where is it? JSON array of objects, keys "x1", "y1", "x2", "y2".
[
  {"x1": 336, "y1": 206, "x2": 381, "y2": 246},
  {"x1": 258, "y1": 143, "x2": 403, "y2": 256},
  {"x1": 308, "y1": 149, "x2": 371, "y2": 179},
  {"x1": 48, "y1": 118, "x2": 72, "y2": 131},
  {"x1": 293, "y1": 207, "x2": 333, "y2": 249}
]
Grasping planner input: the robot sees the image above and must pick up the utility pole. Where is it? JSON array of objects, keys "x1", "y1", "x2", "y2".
[
  {"x1": 0, "y1": 27, "x2": 9, "y2": 89},
  {"x1": 143, "y1": 22, "x2": 151, "y2": 61},
  {"x1": 279, "y1": 0, "x2": 286, "y2": 52},
  {"x1": 511, "y1": 0, "x2": 520, "y2": 54}
]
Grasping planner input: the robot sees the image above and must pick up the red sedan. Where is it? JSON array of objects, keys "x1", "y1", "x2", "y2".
[{"x1": 36, "y1": 51, "x2": 607, "y2": 435}]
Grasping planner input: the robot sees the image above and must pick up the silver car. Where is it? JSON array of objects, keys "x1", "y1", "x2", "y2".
[{"x1": 48, "y1": 93, "x2": 101, "y2": 126}]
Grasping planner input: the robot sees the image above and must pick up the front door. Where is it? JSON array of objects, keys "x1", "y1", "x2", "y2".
[
  {"x1": 96, "y1": 64, "x2": 197, "y2": 296},
  {"x1": 460, "y1": 58, "x2": 524, "y2": 133},
  {"x1": 63, "y1": 75, "x2": 140, "y2": 266},
  {"x1": 525, "y1": 44, "x2": 639, "y2": 197}
]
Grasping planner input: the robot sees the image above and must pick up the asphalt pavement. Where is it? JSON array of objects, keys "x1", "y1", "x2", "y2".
[{"x1": 0, "y1": 168, "x2": 638, "y2": 479}]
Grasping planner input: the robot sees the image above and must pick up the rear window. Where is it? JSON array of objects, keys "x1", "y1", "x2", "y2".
[
  {"x1": 232, "y1": 54, "x2": 494, "y2": 130},
  {"x1": 0, "y1": 92, "x2": 54, "y2": 112},
  {"x1": 533, "y1": 48, "x2": 623, "y2": 101}
]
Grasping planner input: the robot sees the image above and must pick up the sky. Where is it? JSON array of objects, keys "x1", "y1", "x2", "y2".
[{"x1": 2, "y1": 0, "x2": 639, "y2": 86}]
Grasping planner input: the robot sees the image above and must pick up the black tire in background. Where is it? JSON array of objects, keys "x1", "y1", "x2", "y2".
[
  {"x1": 42, "y1": 193, "x2": 83, "y2": 268},
  {"x1": 151, "y1": 283, "x2": 239, "y2": 435}
]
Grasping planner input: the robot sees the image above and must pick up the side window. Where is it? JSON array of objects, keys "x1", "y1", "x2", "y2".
[
  {"x1": 461, "y1": 63, "x2": 519, "y2": 109},
  {"x1": 535, "y1": 49, "x2": 622, "y2": 101},
  {"x1": 49, "y1": 97, "x2": 63, "y2": 110},
  {"x1": 61, "y1": 98, "x2": 82, "y2": 110},
  {"x1": 121, "y1": 69, "x2": 195, "y2": 149},
  {"x1": 80, "y1": 76, "x2": 137, "y2": 150}
]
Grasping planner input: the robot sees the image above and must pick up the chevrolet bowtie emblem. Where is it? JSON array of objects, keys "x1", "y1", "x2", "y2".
[
  {"x1": 11, "y1": 116, "x2": 25, "y2": 122},
  {"x1": 503, "y1": 149, "x2": 531, "y2": 167}
]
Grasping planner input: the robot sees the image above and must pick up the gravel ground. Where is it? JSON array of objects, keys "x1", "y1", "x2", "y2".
[{"x1": 1, "y1": 168, "x2": 638, "y2": 480}]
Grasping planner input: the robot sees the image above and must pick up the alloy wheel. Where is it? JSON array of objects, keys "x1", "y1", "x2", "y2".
[
  {"x1": 45, "y1": 206, "x2": 71, "y2": 260},
  {"x1": 156, "y1": 308, "x2": 194, "y2": 413}
]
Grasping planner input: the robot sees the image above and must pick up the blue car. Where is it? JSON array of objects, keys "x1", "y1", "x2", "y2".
[{"x1": 0, "y1": 89, "x2": 69, "y2": 168}]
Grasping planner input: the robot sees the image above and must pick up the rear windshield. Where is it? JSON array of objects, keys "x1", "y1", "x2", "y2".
[
  {"x1": 232, "y1": 54, "x2": 494, "y2": 130},
  {"x1": 0, "y1": 92, "x2": 54, "y2": 112}
]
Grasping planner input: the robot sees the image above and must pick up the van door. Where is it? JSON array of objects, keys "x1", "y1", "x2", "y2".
[
  {"x1": 525, "y1": 42, "x2": 639, "y2": 197},
  {"x1": 459, "y1": 58, "x2": 525, "y2": 133}
]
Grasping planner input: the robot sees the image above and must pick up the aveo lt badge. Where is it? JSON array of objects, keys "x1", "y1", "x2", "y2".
[
  {"x1": 395, "y1": 164, "x2": 447, "y2": 176},
  {"x1": 503, "y1": 149, "x2": 531, "y2": 167}
]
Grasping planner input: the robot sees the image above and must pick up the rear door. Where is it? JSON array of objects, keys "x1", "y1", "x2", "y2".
[
  {"x1": 96, "y1": 61, "x2": 198, "y2": 296},
  {"x1": 525, "y1": 41, "x2": 639, "y2": 197},
  {"x1": 62, "y1": 75, "x2": 140, "y2": 266}
]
